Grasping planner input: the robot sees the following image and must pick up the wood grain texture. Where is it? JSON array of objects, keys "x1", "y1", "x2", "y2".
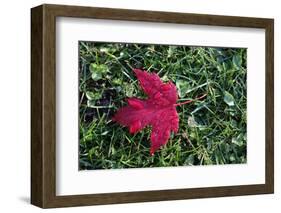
[
  {"x1": 265, "y1": 20, "x2": 274, "y2": 193},
  {"x1": 31, "y1": 4, "x2": 274, "y2": 208},
  {"x1": 31, "y1": 5, "x2": 43, "y2": 207}
]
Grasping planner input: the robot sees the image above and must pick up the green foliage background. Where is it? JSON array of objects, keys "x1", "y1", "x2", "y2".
[{"x1": 79, "y1": 42, "x2": 247, "y2": 170}]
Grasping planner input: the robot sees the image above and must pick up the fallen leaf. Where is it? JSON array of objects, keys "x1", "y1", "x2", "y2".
[
  {"x1": 113, "y1": 69, "x2": 206, "y2": 155},
  {"x1": 113, "y1": 69, "x2": 178, "y2": 155}
]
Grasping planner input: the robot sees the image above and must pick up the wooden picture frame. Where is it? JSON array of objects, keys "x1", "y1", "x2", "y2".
[{"x1": 31, "y1": 4, "x2": 274, "y2": 208}]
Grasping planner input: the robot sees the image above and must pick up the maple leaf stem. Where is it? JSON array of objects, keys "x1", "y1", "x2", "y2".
[{"x1": 174, "y1": 94, "x2": 207, "y2": 106}]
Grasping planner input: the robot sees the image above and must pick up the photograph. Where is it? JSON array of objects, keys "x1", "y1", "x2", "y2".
[
  {"x1": 78, "y1": 42, "x2": 247, "y2": 170},
  {"x1": 30, "y1": 4, "x2": 274, "y2": 208}
]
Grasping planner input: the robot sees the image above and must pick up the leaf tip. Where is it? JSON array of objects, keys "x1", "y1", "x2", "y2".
[
  {"x1": 150, "y1": 148, "x2": 155, "y2": 156},
  {"x1": 133, "y1": 68, "x2": 143, "y2": 75},
  {"x1": 127, "y1": 98, "x2": 144, "y2": 109},
  {"x1": 129, "y1": 120, "x2": 142, "y2": 134}
]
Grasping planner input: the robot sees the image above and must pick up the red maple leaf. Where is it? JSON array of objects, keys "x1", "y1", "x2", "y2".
[{"x1": 113, "y1": 69, "x2": 205, "y2": 155}]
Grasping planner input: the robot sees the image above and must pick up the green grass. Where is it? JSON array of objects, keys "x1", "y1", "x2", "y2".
[{"x1": 79, "y1": 42, "x2": 247, "y2": 170}]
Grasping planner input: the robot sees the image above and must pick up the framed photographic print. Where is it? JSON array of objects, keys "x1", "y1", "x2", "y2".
[{"x1": 31, "y1": 4, "x2": 274, "y2": 208}]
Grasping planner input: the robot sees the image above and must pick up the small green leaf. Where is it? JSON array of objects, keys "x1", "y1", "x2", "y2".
[
  {"x1": 176, "y1": 80, "x2": 189, "y2": 97},
  {"x1": 112, "y1": 78, "x2": 122, "y2": 85},
  {"x1": 232, "y1": 54, "x2": 242, "y2": 69},
  {"x1": 89, "y1": 63, "x2": 109, "y2": 80},
  {"x1": 91, "y1": 72, "x2": 102, "y2": 81},
  {"x1": 224, "y1": 91, "x2": 235, "y2": 106},
  {"x1": 89, "y1": 63, "x2": 97, "y2": 73},
  {"x1": 85, "y1": 91, "x2": 102, "y2": 100}
]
